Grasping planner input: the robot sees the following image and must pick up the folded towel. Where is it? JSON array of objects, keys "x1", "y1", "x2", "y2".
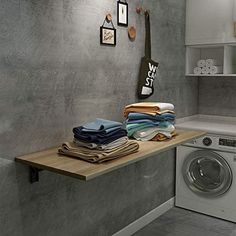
[
  {"x1": 126, "y1": 121, "x2": 173, "y2": 137},
  {"x1": 126, "y1": 121, "x2": 171, "y2": 128},
  {"x1": 74, "y1": 128, "x2": 127, "y2": 145},
  {"x1": 58, "y1": 140, "x2": 139, "y2": 163},
  {"x1": 74, "y1": 136, "x2": 128, "y2": 150},
  {"x1": 73, "y1": 126, "x2": 122, "y2": 136},
  {"x1": 73, "y1": 118, "x2": 123, "y2": 134},
  {"x1": 151, "y1": 131, "x2": 177, "y2": 141},
  {"x1": 127, "y1": 112, "x2": 175, "y2": 122},
  {"x1": 124, "y1": 102, "x2": 174, "y2": 117},
  {"x1": 126, "y1": 119, "x2": 161, "y2": 125},
  {"x1": 133, "y1": 125, "x2": 175, "y2": 141},
  {"x1": 126, "y1": 123, "x2": 158, "y2": 137}
]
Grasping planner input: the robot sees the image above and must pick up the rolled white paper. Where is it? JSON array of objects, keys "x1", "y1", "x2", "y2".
[
  {"x1": 206, "y1": 59, "x2": 217, "y2": 67},
  {"x1": 201, "y1": 66, "x2": 208, "y2": 74},
  {"x1": 193, "y1": 67, "x2": 202, "y2": 75},
  {"x1": 197, "y1": 59, "x2": 206, "y2": 68},
  {"x1": 209, "y1": 66, "x2": 223, "y2": 74}
]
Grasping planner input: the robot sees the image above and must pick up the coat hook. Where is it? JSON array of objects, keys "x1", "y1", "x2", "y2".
[
  {"x1": 136, "y1": 7, "x2": 142, "y2": 14},
  {"x1": 136, "y1": 7, "x2": 150, "y2": 15}
]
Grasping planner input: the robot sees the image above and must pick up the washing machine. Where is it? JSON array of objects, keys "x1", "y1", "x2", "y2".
[{"x1": 176, "y1": 134, "x2": 236, "y2": 222}]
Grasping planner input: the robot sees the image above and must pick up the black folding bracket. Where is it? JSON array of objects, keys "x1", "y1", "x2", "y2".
[{"x1": 29, "y1": 166, "x2": 43, "y2": 183}]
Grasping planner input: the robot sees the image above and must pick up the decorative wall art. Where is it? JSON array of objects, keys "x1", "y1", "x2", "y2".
[
  {"x1": 128, "y1": 26, "x2": 136, "y2": 41},
  {"x1": 117, "y1": 0, "x2": 128, "y2": 27},
  {"x1": 100, "y1": 14, "x2": 116, "y2": 46}
]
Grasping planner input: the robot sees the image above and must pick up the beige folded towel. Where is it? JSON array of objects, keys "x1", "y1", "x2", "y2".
[
  {"x1": 124, "y1": 102, "x2": 175, "y2": 117},
  {"x1": 58, "y1": 140, "x2": 139, "y2": 163},
  {"x1": 73, "y1": 136, "x2": 128, "y2": 150}
]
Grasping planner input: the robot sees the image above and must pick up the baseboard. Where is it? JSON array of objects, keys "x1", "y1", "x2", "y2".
[{"x1": 112, "y1": 197, "x2": 175, "y2": 236}]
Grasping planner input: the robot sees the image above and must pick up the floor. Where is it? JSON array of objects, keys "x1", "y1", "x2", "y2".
[{"x1": 133, "y1": 207, "x2": 236, "y2": 236}]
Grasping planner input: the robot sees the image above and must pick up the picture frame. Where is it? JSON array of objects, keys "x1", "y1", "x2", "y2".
[
  {"x1": 100, "y1": 26, "x2": 116, "y2": 46},
  {"x1": 117, "y1": 1, "x2": 128, "y2": 27}
]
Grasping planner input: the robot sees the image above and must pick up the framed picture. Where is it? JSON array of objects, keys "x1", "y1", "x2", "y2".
[
  {"x1": 117, "y1": 1, "x2": 128, "y2": 27},
  {"x1": 100, "y1": 26, "x2": 116, "y2": 46}
]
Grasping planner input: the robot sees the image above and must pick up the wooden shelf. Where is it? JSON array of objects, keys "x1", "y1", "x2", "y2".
[{"x1": 15, "y1": 130, "x2": 206, "y2": 181}]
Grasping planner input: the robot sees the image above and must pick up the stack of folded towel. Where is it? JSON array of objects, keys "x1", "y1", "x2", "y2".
[
  {"x1": 124, "y1": 102, "x2": 176, "y2": 141},
  {"x1": 58, "y1": 118, "x2": 139, "y2": 163}
]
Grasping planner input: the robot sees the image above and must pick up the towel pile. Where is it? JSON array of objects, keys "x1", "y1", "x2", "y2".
[
  {"x1": 124, "y1": 102, "x2": 176, "y2": 141},
  {"x1": 58, "y1": 118, "x2": 139, "y2": 163},
  {"x1": 193, "y1": 59, "x2": 222, "y2": 75}
]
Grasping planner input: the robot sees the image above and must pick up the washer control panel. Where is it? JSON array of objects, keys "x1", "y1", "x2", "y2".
[
  {"x1": 183, "y1": 134, "x2": 236, "y2": 152},
  {"x1": 219, "y1": 138, "x2": 236, "y2": 147}
]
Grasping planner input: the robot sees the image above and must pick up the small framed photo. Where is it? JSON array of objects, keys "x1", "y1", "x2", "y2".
[
  {"x1": 117, "y1": 1, "x2": 128, "y2": 27},
  {"x1": 100, "y1": 26, "x2": 116, "y2": 46}
]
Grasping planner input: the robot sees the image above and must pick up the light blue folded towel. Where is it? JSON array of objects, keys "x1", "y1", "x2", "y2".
[{"x1": 127, "y1": 112, "x2": 175, "y2": 121}]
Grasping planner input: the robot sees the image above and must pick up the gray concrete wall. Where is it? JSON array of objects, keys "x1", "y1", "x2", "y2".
[
  {"x1": 198, "y1": 77, "x2": 236, "y2": 117},
  {"x1": 0, "y1": 0, "x2": 196, "y2": 235}
]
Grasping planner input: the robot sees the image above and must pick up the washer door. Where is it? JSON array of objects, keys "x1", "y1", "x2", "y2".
[{"x1": 182, "y1": 150, "x2": 232, "y2": 198}]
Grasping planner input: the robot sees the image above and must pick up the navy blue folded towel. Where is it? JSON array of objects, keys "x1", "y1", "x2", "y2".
[{"x1": 73, "y1": 118, "x2": 127, "y2": 144}]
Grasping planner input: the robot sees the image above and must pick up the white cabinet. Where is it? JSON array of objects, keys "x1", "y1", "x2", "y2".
[
  {"x1": 186, "y1": 44, "x2": 236, "y2": 76},
  {"x1": 185, "y1": 0, "x2": 236, "y2": 76},
  {"x1": 186, "y1": 0, "x2": 236, "y2": 45}
]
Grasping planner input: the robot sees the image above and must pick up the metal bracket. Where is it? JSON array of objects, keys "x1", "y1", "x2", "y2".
[{"x1": 29, "y1": 167, "x2": 43, "y2": 183}]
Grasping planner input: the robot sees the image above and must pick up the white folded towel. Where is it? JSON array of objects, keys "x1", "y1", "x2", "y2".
[
  {"x1": 132, "y1": 125, "x2": 175, "y2": 141},
  {"x1": 193, "y1": 67, "x2": 202, "y2": 75},
  {"x1": 197, "y1": 59, "x2": 206, "y2": 68}
]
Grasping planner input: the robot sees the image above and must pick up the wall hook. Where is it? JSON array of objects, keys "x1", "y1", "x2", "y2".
[{"x1": 136, "y1": 7, "x2": 150, "y2": 15}]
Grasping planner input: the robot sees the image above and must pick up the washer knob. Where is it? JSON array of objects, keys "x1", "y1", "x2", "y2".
[{"x1": 203, "y1": 137, "x2": 212, "y2": 146}]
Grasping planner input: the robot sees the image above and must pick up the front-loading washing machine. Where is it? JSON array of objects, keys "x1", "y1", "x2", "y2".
[{"x1": 176, "y1": 134, "x2": 236, "y2": 222}]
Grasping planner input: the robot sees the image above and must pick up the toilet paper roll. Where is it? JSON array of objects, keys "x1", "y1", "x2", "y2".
[
  {"x1": 193, "y1": 67, "x2": 202, "y2": 75},
  {"x1": 201, "y1": 66, "x2": 208, "y2": 74},
  {"x1": 209, "y1": 66, "x2": 223, "y2": 74},
  {"x1": 206, "y1": 59, "x2": 217, "y2": 67},
  {"x1": 197, "y1": 59, "x2": 206, "y2": 68}
]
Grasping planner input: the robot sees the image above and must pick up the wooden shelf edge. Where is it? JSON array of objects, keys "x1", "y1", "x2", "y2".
[
  {"x1": 15, "y1": 158, "x2": 87, "y2": 181},
  {"x1": 15, "y1": 129, "x2": 206, "y2": 182}
]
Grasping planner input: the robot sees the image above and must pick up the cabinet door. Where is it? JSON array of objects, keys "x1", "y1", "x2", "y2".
[{"x1": 186, "y1": 0, "x2": 235, "y2": 45}]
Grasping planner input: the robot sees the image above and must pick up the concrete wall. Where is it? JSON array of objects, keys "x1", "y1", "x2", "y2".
[
  {"x1": 198, "y1": 77, "x2": 236, "y2": 117},
  {"x1": 0, "y1": 0, "x2": 197, "y2": 235}
]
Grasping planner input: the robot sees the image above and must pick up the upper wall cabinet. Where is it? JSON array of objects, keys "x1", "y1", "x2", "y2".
[{"x1": 186, "y1": 0, "x2": 236, "y2": 45}]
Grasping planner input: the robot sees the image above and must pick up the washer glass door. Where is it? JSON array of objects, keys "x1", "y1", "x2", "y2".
[{"x1": 182, "y1": 150, "x2": 232, "y2": 198}]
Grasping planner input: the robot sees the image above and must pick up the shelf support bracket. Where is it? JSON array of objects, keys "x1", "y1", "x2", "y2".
[{"x1": 29, "y1": 166, "x2": 43, "y2": 183}]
